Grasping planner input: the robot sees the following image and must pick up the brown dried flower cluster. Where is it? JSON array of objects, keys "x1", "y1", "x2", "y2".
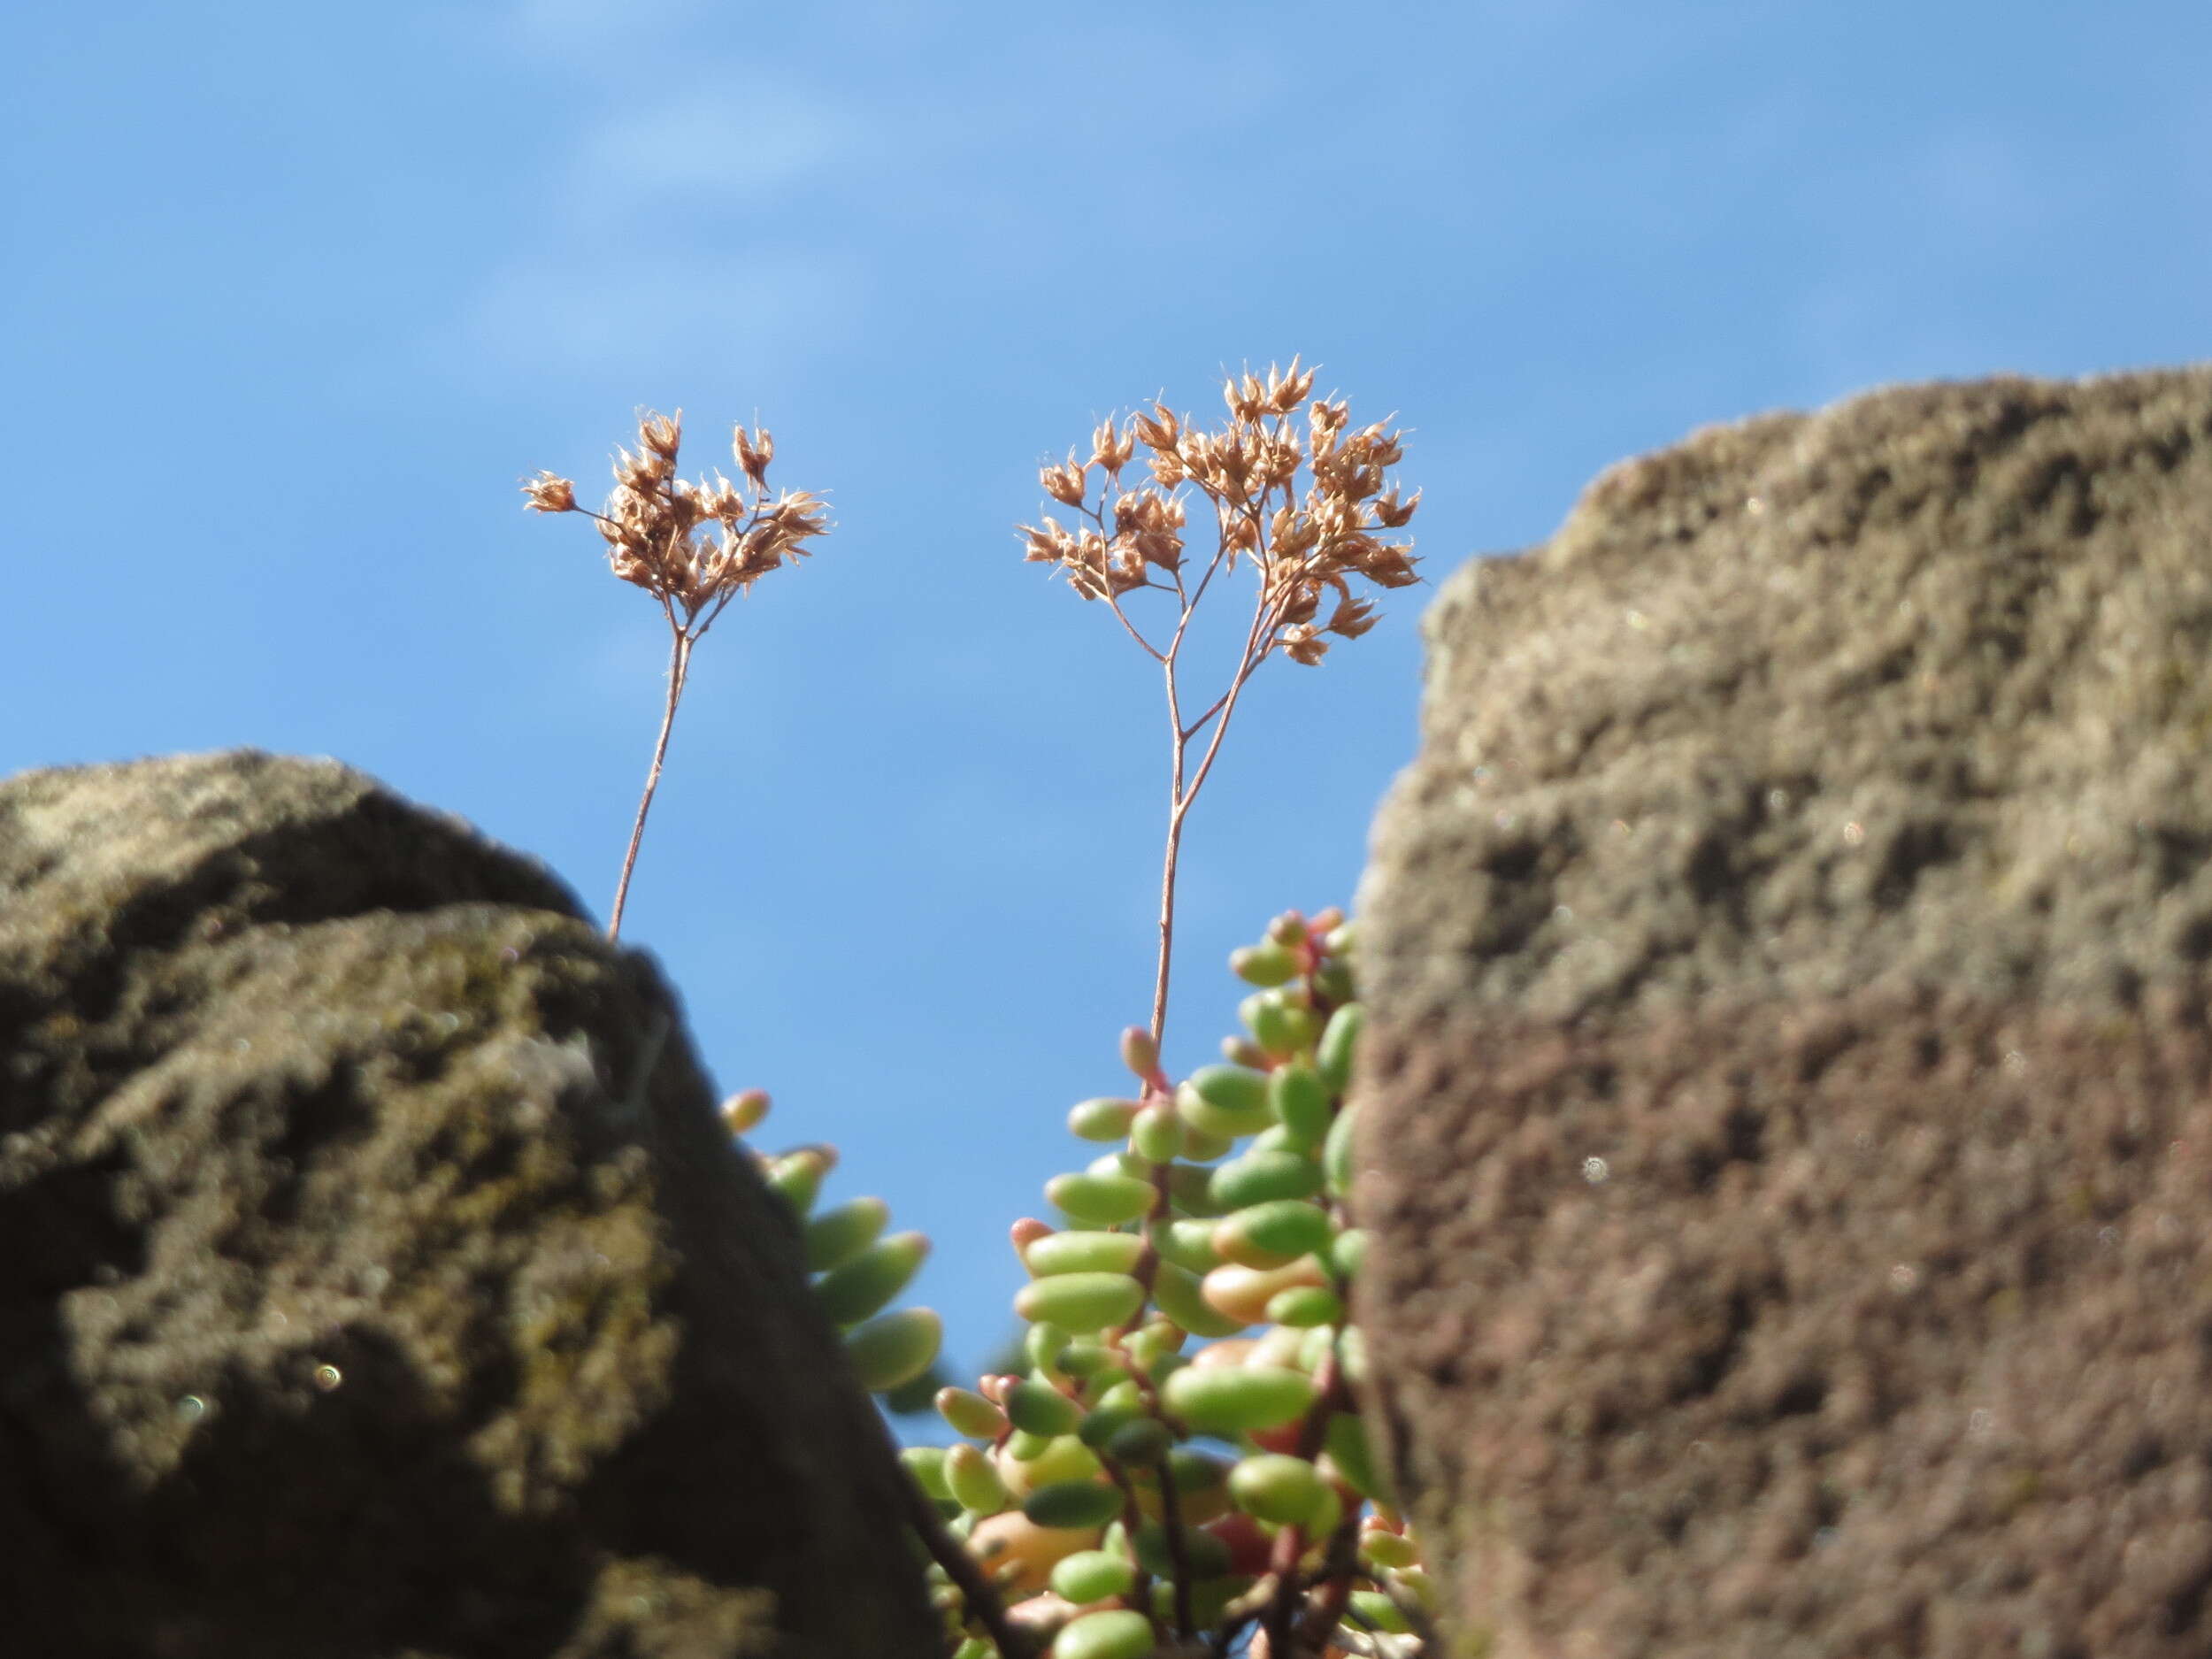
[
  {"x1": 525, "y1": 409, "x2": 827, "y2": 632},
  {"x1": 1018, "y1": 360, "x2": 1418, "y2": 666},
  {"x1": 525, "y1": 410, "x2": 829, "y2": 939},
  {"x1": 1018, "y1": 361, "x2": 1420, "y2": 1051}
]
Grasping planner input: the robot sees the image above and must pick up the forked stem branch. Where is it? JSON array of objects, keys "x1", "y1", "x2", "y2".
[{"x1": 1148, "y1": 595, "x2": 1275, "y2": 1049}]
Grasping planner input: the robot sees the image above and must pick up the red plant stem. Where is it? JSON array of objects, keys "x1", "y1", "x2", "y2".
[
  {"x1": 1255, "y1": 1348, "x2": 1356, "y2": 1656},
  {"x1": 1152, "y1": 1447, "x2": 1198, "y2": 1638},
  {"x1": 1098, "y1": 1459, "x2": 1157, "y2": 1630},
  {"x1": 1148, "y1": 781, "x2": 1189, "y2": 1050},
  {"x1": 1260, "y1": 1520, "x2": 1308, "y2": 1657},
  {"x1": 1292, "y1": 1514, "x2": 1363, "y2": 1652},
  {"x1": 608, "y1": 626, "x2": 691, "y2": 940},
  {"x1": 1108, "y1": 1159, "x2": 1200, "y2": 1635}
]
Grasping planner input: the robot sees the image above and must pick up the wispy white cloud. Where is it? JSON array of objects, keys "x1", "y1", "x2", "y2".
[
  {"x1": 442, "y1": 243, "x2": 864, "y2": 382},
  {"x1": 491, "y1": 0, "x2": 863, "y2": 211},
  {"x1": 426, "y1": 25, "x2": 868, "y2": 387},
  {"x1": 568, "y1": 88, "x2": 855, "y2": 207}
]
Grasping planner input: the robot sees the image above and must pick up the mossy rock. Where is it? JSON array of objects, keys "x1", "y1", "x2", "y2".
[{"x1": 0, "y1": 749, "x2": 936, "y2": 1658}]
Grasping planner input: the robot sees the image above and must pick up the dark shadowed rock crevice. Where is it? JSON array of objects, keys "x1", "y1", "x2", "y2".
[
  {"x1": 1354, "y1": 366, "x2": 2212, "y2": 1659},
  {"x1": 0, "y1": 749, "x2": 938, "y2": 1658}
]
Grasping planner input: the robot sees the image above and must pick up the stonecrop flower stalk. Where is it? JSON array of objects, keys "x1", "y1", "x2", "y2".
[
  {"x1": 1018, "y1": 361, "x2": 1419, "y2": 1051},
  {"x1": 528, "y1": 407, "x2": 980, "y2": 1640},
  {"x1": 525, "y1": 410, "x2": 827, "y2": 938},
  {"x1": 894, "y1": 365, "x2": 1432, "y2": 1659}
]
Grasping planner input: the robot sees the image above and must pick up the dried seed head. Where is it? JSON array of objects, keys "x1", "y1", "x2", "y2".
[
  {"x1": 1272, "y1": 580, "x2": 1318, "y2": 629},
  {"x1": 1041, "y1": 457, "x2": 1089, "y2": 508},
  {"x1": 521, "y1": 472, "x2": 577, "y2": 513},
  {"x1": 639, "y1": 409, "x2": 682, "y2": 460},
  {"x1": 733, "y1": 425, "x2": 774, "y2": 486},
  {"x1": 700, "y1": 472, "x2": 743, "y2": 520},
  {"x1": 1226, "y1": 370, "x2": 1276, "y2": 421},
  {"x1": 1374, "y1": 487, "x2": 1420, "y2": 528},
  {"x1": 531, "y1": 410, "x2": 828, "y2": 630},
  {"x1": 1356, "y1": 541, "x2": 1422, "y2": 588},
  {"x1": 618, "y1": 444, "x2": 673, "y2": 493},
  {"x1": 1268, "y1": 357, "x2": 1315, "y2": 412},
  {"x1": 1274, "y1": 518, "x2": 1318, "y2": 561},
  {"x1": 1021, "y1": 361, "x2": 1417, "y2": 671},
  {"x1": 1327, "y1": 595, "x2": 1378, "y2": 639},
  {"x1": 1018, "y1": 520, "x2": 1065, "y2": 564},
  {"x1": 1090, "y1": 417, "x2": 1136, "y2": 477}
]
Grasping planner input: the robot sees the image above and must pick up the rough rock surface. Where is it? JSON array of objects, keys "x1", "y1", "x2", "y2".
[
  {"x1": 0, "y1": 750, "x2": 936, "y2": 1658},
  {"x1": 1353, "y1": 367, "x2": 2212, "y2": 1659}
]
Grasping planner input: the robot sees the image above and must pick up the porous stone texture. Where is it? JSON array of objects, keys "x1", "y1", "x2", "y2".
[
  {"x1": 1353, "y1": 367, "x2": 2212, "y2": 1659},
  {"x1": 0, "y1": 750, "x2": 936, "y2": 1658}
]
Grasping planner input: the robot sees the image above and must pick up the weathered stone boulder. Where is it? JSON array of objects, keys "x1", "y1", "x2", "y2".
[
  {"x1": 0, "y1": 751, "x2": 936, "y2": 1657},
  {"x1": 1355, "y1": 367, "x2": 2212, "y2": 1658}
]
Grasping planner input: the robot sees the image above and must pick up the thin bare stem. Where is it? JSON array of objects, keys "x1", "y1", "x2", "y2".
[
  {"x1": 526, "y1": 410, "x2": 828, "y2": 944},
  {"x1": 1184, "y1": 529, "x2": 1233, "y2": 613},
  {"x1": 1178, "y1": 599, "x2": 1275, "y2": 809},
  {"x1": 1105, "y1": 591, "x2": 1167, "y2": 662},
  {"x1": 1149, "y1": 777, "x2": 1187, "y2": 1050},
  {"x1": 609, "y1": 626, "x2": 690, "y2": 940},
  {"x1": 1148, "y1": 611, "x2": 1193, "y2": 1047},
  {"x1": 1146, "y1": 588, "x2": 1278, "y2": 1048},
  {"x1": 889, "y1": 1446, "x2": 1034, "y2": 1659},
  {"x1": 1179, "y1": 682, "x2": 1237, "y2": 743},
  {"x1": 1149, "y1": 1426, "x2": 1198, "y2": 1639}
]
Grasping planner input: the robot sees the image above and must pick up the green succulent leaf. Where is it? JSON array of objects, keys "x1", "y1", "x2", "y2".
[
  {"x1": 1317, "y1": 1002, "x2": 1365, "y2": 1094},
  {"x1": 936, "y1": 1386, "x2": 1008, "y2": 1440},
  {"x1": 1230, "y1": 1451, "x2": 1329, "y2": 1525},
  {"x1": 812, "y1": 1232, "x2": 930, "y2": 1327},
  {"x1": 1046, "y1": 1171, "x2": 1157, "y2": 1226},
  {"x1": 1004, "y1": 1379, "x2": 1084, "y2": 1438},
  {"x1": 1022, "y1": 1479, "x2": 1123, "y2": 1530},
  {"x1": 1014, "y1": 1271, "x2": 1147, "y2": 1334},
  {"x1": 1270, "y1": 1061, "x2": 1333, "y2": 1148},
  {"x1": 1210, "y1": 1148, "x2": 1324, "y2": 1210},
  {"x1": 803, "y1": 1196, "x2": 890, "y2": 1272},
  {"x1": 1230, "y1": 941, "x2": 1301, "y2": 987},
  {"x1": 1161, "y1": 1363, "x2": 1317, "y2": 1433},
  {"x1": 844, "y1": 1306, "x2": 942, "y2": 1393},
  {"x1": 1054, "y1": 1609, "x2": 1156, "y2": 1659},
  {"x1": 1050, "y1": 1548, "x2": 1137, "y2": 1606},
  {"x1": 1067, "y1": 1097, "x2": 1142, "y2": 1141},
  {"x1": 1024, "y1": 1229, "x2": 1148, "y2": 1277},
  {"x1": 1324, "y1": 1101, "x2": 1360, "y2": 1200}
]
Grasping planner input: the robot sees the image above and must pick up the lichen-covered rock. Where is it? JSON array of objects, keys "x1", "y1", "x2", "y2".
[
  {"x1": 1354, "y1": 367, "x2": 2212, "y2": 1659},
  {"x1": 0, "y1": 750, "x2": 937, "y2": 1658}
]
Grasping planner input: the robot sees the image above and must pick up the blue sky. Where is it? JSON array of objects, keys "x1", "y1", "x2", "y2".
[{"x1": 8, "y1": 1, "x2": 2208, "y2": 1383}]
